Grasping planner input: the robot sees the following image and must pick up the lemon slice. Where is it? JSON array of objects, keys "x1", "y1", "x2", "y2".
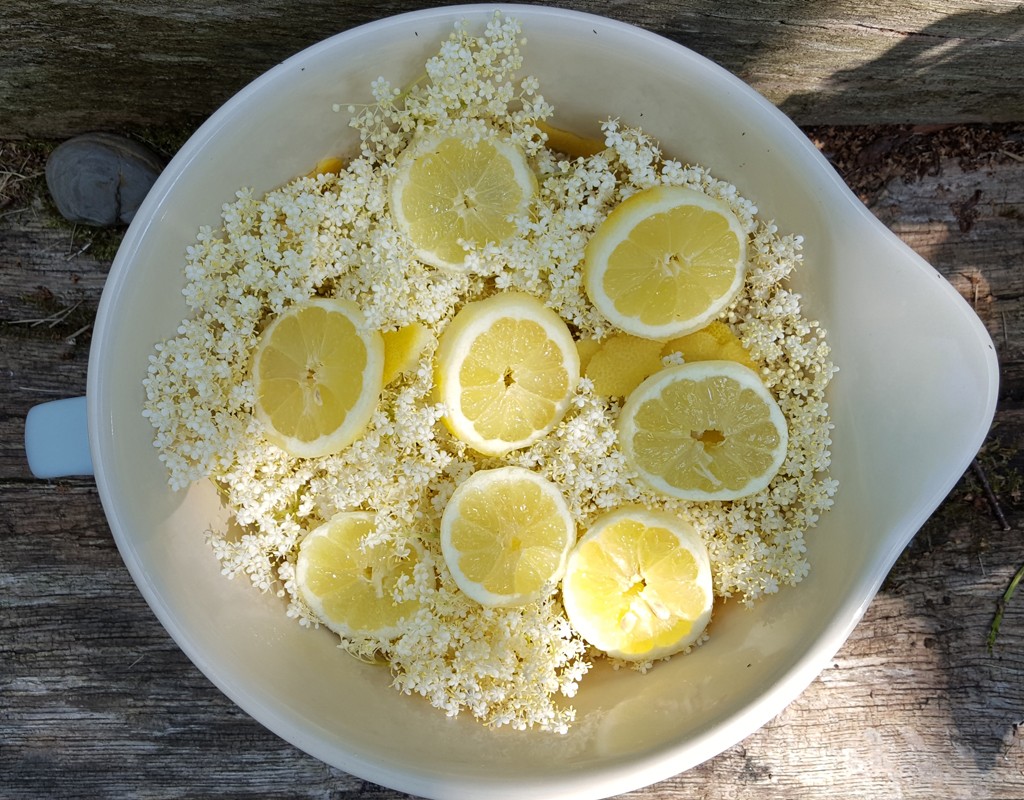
[
  {"x1": 251, "y1": 298, "x2": 384, "y2": 458},
  {"x1": 661, "y1": 320, "x2": 757, "y2": 371},
  {"x1": 435, "y1": 292, "x2": 580, "y2": 456},
  {"x1": 584, "y1": 185, "x2": 748, "y2": 339},
  {"x1": 440, "y1": 466, "x2": 575, "y2": 607},
  {"x1": 618, "y1": 360, "x2": 788, "y2": 501},
  {"x1": 390, "y1": 131, "x2": 537, "y2": 271},
  {"x1": 381, "y1": 322, "x2": 430, "y2": 385},
  {"x1": 296, "y1": 512, "x2": 421, "y2": 638},
  {"x1": 561, "y1": 507, "x2": 713, "y2": 660}
]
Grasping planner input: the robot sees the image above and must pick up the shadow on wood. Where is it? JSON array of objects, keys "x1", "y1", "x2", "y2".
[
  {"x1": 777, "y1": 5, "x2": 1024, "y2": 123},
  {"x1": 3, "y1": 1, "x2": 1024, "y2": 138}
]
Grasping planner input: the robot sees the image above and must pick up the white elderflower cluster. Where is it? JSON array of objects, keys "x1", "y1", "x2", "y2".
[
  {"x1": 142, "y1": 13, "x2": 837, "y2": 731},
  {"x1": 387, "y1": 552, "x2": 589, "y2": 733},
  {"x1": 346, "y1": 15, "x2": 552, "y2": 163}
]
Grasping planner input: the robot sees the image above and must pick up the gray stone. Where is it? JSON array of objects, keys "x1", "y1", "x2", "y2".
[{"x1": 45, "y1": 133, "x2": 164, "y2": 226}]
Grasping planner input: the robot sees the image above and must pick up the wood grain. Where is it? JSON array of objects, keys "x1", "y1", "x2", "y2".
[
  {"x1": 3, "y1": 0, "x2": 1024, "y2": 139},
  {"x1": 3, "y1": 2, "x2": 1024, "y2": 796}
]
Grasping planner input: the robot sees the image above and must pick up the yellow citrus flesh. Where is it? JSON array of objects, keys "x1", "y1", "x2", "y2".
[
  {"x1": 251, "y1": 298, "x2": 384, "y2": 458},
  {"x1": 440, "y1": 466, "x2": 575, "y2": 607},
  {"x1": 435, "y1": 292, "x2": 580, "y2": 456},
  {"x1": 307, "y1": 155, "x2": 345, "y2": 178},
  {"x1": 583, "y1": 333, "x2": 665, "y2": 398},
  {"x1": 296, "y1": 512, "x2": 421, "y2": 638},
  {"x1": 390, "y1": 131, "x2": 537, "y2": 271},
  {"x1": 661, "y1": 320, "x2": 757, "y2": 370},
  {"x1": 618, "y1": 360, "x2": 788, "y2": 501},
  {"x1": 562, "y1": 507, "x2": 713, "y2": 660},
  {"x1": 575, "y1": 337, "x2": 602, "y2": 373},
  {"x1": 381, "y1": 322, "x2": 431, "y2": 385},
  {"x1": 536, "y1": 120, "x2": 606, "y2": 159},
  {"x1": 584, "y1": 185, "x2": 748, "y2": 339},
  {"x1": 582, "y1": 322, "x2": 758, "y2": 397}
]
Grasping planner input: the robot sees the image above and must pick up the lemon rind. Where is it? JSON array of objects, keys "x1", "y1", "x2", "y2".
[
  {"x1": 561, "y1": 507, "x2": 714, "y2": 661},
  {"x1": 618, "y1": 360, "x2": 789, "y2": 502},
  {"x1": 435, "y1": 292, "x2": 581, "y2": 457},
  {"x1": 251, "y1": 297, "x2": 385, "y2": 459},
  {"x1": 439, "y1": 466, "x2": 575, "y2": 608},
  {"x1": 583, "y1": 185, "x2": 748, "y2": 340}
]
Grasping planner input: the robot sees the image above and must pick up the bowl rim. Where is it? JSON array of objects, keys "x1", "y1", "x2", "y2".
[{"x1": 87, "y1": 4, "x2": 1001, "y2": 798}]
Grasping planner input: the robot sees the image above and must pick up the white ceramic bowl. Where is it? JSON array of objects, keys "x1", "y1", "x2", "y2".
[{"x1": 80, "y1": 4, "x2": 998, "y2": 798}]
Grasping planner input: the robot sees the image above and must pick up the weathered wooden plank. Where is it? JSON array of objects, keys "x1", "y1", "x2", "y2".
[
  {"x1": 2, "y1": 0, "x2": 1024, "y2": 139},
  {"x1": 685, "y1": 496, "x2": 1024, "y2": 800}
]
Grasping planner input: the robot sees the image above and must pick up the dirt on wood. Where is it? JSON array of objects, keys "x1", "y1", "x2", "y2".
[{"x1": 805, "y1": 122, "x2": 1024, "y2": 204}]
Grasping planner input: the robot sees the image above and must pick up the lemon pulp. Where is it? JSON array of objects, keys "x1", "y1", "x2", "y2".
[
  {"x1": 381, "y1": 322, "x2": 430, "y2": 385},
  {"x1": 435, "y1": 292, "x2": 580, "y2": 456},
  {"x1": 296, "y1": 512, "x2": 421, "y2": 638},
  {"x1": 618, "y1": 360, "x2": 788, "y2": 501},
  {"x1": 390, "y1": 131, "x2": 537, "y2": 271},
  {"x1": 251, "y1": 298, "x2": 384, "y2": 458},
  {"x1": 584, "y1": 185, "x2": 748, "y2": 339},
  {"x1": 561, "y1": 507, "x2": 713, "y2": 660},
  {"x1": 440, "y1": 466, "x2": 575, "y2": 607}
]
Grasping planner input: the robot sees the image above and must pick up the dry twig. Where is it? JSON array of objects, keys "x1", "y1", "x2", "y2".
[{"x1": 972, "y1": 458, "x2": 1013, "y2": 531}]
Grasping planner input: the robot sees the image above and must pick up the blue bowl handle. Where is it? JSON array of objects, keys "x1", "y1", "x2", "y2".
[{"x1": 25, "y1": 396, "x2": 95, "y2": 478}]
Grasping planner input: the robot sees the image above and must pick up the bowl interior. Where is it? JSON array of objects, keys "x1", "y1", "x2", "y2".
[{"x1": 89, "y1": 5, "x2": 999, "y2": 799}]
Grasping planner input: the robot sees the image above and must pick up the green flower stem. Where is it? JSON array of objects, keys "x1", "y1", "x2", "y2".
[{"x1": 988, "y1": 560, "x2": 1024, "y2": 651}]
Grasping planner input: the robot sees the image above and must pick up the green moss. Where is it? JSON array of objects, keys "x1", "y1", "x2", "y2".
[
  {"x1": 129, "y1": 123, "x2": 197, "y2": 161},
  {"x1": 2, "y1": 124, "x2": 198, "y2": 264}
]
